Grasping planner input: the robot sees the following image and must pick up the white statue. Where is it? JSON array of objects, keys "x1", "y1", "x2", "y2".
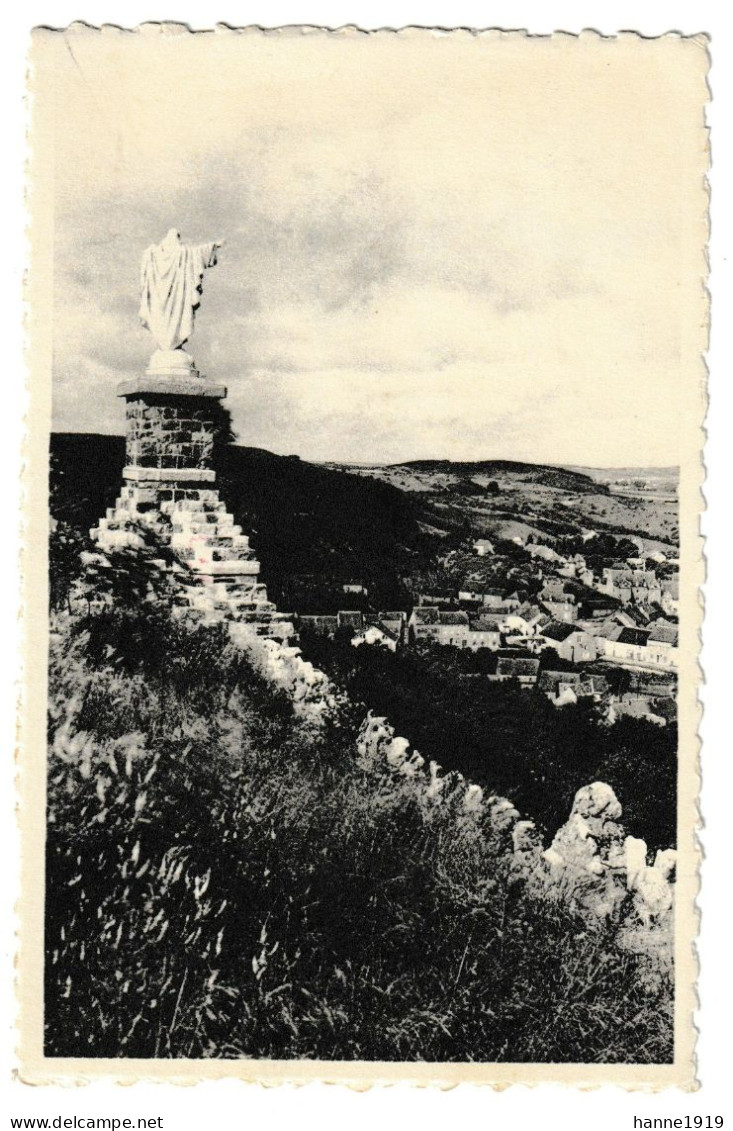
[{"x1": 139, "y1": 228, "x2": 223, "y2": 376}]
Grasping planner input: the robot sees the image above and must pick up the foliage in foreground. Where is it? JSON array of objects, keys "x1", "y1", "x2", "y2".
[{"x1": 46, "y1": 607, "x2": 673, "y2": 1063}]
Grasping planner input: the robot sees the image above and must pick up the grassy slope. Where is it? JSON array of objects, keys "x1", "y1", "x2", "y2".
[
  {"x1": 299, "y1": 634, "x2": 678, "y2": 853},
  {"x1": 50, "y1": 435, "x2": 678, "y2": 854}
]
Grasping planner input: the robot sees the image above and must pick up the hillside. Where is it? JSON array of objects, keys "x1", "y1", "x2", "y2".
[
  {"x1": 50, "y1": 433, "x2": 436, "y2": 611},
  {"x1": 336, "y1": 458, "x2": 679, "y2": 548},
  {"x1": 392, "y1": 459, "x2": 604, "y2": 495},
  {"x1": 50, "y1": 433, "x2": 679, "y2": 617},
  {"x1": 46, "y1": 439, "x2": 677, "y2": 1063},
  {"x1": 45, "y1": 599, "x2": 673, "y2": 1062}
]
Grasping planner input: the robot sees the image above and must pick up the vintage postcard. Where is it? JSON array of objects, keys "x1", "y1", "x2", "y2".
[{"x1": 21, "y1": 25, "x2": 708, "y2": 1087}]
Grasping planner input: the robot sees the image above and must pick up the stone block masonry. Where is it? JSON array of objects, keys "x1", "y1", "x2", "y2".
[{"x1": 90, "y1": 375, "x2": 294, "y2": 640}]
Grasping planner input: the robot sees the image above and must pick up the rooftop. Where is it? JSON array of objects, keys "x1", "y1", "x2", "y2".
[
  {"x1": 538, "y1": 670, "x2": 584, "y2": 691},
  {"x1": 648, "y1": 624, "x2": 679, "y2": 645},
  {"x1": 411, "y1": 607, "x2": 440, "y2": 625},
  {"x1": 468, "y1": 615, "x2": 502, "y2": 632},
  {"x1": 338, "y1": 610, "x2": 364, "y2": 628},
  {"x1": 604, "y1": 626, "x2": 651, "y2": 646},
  {"x1": 438, "y1": 610, "x2": 470, "y2": 627},
  {"x1": 362, "y1": 621, "x2": 399, "y2": 642},
  {"x1": 541, "y1": 622, "x2": 579, "y2": 643}
]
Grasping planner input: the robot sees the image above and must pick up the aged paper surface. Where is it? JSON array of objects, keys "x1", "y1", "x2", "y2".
[{"x1": 21, "y1": 26, "x2": 708, "y2": 1087}]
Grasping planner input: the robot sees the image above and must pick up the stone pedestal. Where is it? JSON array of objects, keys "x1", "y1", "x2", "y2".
[{"x1": 90, "y1": 375, "x2": 294, "y2": 639}]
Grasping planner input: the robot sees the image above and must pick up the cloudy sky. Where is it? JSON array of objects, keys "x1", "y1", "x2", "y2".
[{"x1": 37, "y1": 27, "x2": 707, "y2": 465}]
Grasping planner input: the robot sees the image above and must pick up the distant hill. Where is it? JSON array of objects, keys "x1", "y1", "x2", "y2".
[{"x1": 391, "y1": 459, "x2": 605, "y2": 495}]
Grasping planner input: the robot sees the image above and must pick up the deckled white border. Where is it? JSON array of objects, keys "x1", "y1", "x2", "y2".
[
  {"x1": 7, "y1": 8, "x2": 719, "y2": 1112},
  {"x1": 19, "y1": 20, "x2": 707, "y2": 1092}
]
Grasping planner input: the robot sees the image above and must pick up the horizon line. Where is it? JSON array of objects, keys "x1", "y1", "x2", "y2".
[{"x1": 51, "y1": 430, "x2": 680, "y2": 474}]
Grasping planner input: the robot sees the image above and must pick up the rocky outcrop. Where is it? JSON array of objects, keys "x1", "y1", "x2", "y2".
[
  {"x1": 228, "y1": 623, "x2": 341, "y2": 724},
  {"x1": 542, "y1": 782, "x2": 630, "y2": 919},
  {"x1": 536, "y1": 783, "x2": 676, "y2": 967},
  {"x1": 354, "y1": 711, "x2": 675, "y2": 967}
]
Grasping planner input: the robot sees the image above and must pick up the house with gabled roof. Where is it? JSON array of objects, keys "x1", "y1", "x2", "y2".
[
  {"x1": 493, "y1": 653, "x2": 541, "y2": 686},
  {"x1": 598, "y1": 625, "x2": 651, "y2": 666},
  {"x1": 597, "y1": 621, "x2": 677, "y2": 670},
  {"x1": 408, "y1": 607, "x2": 470, "y2": 647},
  {"x1": 408, "y1": 605, "x2": 440, "y2": 642},
  {"x1": 352, "y1": 621, "x2": 400, "y2": 652},
  {"x1": 501, "y1": 603, "x2": 544, "y2": 635},
  {"x1": 538, "y1": 669, "x2": 610, "y2": 705},
  {"x1": 538, "y1": 622, "x2": 598, "y2": 663},
  {"x1": 436, "y1": 609, "x2": 470, "y2": 646},
  {"x1": 539, "y1": 598, "x2": 579, "y2": 624},
  {"x1": 599, "y1": 567, "x2": 661, "y2": 606},
  {"x1": 378, "y1": 611, "x2": 407, "y2": 643},
  {"x1": 645, "y1": 623, "x2": 679, "y2": 669},
  {"x1": 459, "y1": 585, "x2": 499, "y2": 604},
  {"x1": 539, "y1": 578, "x2": 569, "y2": 602},
  {"x1": 466, "y1": 614, "x2": 502, "y2": 651},
  {"x1": 632, "y1": 583, "x2": 662, "y2": 605}
]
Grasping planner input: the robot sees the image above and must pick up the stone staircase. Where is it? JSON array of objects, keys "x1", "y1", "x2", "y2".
[{"x1": 90, "y1": 374, "x2": 295, "y2": 641}]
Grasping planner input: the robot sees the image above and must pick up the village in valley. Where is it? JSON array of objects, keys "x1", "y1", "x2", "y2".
[{"x1": 295, "y1": 460, "x2": 680, "y2": 728}]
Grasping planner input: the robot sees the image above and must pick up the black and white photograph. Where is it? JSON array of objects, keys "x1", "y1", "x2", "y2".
[{"x1": 21, "y1": 24, "x2": 708, "y2": 1086}]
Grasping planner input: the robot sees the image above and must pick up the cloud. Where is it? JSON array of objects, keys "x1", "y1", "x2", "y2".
[{"x1": 45, "y1": 29, "x2": 706, "y2": 465}]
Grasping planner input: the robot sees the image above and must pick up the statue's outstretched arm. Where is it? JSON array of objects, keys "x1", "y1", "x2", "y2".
[{"x1": 195, "y1": 240, "x2": 223, "y2": 268}]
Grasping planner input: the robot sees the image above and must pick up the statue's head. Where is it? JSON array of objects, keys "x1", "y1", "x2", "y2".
[{"x1": 161, "y1": 228, "x2": 181, "y2": 249}]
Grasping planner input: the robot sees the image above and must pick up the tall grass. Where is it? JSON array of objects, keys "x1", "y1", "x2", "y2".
[{"x1": 46, "y1": 606, "x2": 672, "y2": 1062}]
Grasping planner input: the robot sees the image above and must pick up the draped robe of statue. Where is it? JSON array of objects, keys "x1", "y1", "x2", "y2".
[{"x1": 139, "y1": 229, "x2": 220, "y2": 374}]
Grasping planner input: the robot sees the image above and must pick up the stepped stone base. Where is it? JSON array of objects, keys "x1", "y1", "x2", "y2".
[{"x1": 89, "y1": 376, "x2": 294, "y2": 641}]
